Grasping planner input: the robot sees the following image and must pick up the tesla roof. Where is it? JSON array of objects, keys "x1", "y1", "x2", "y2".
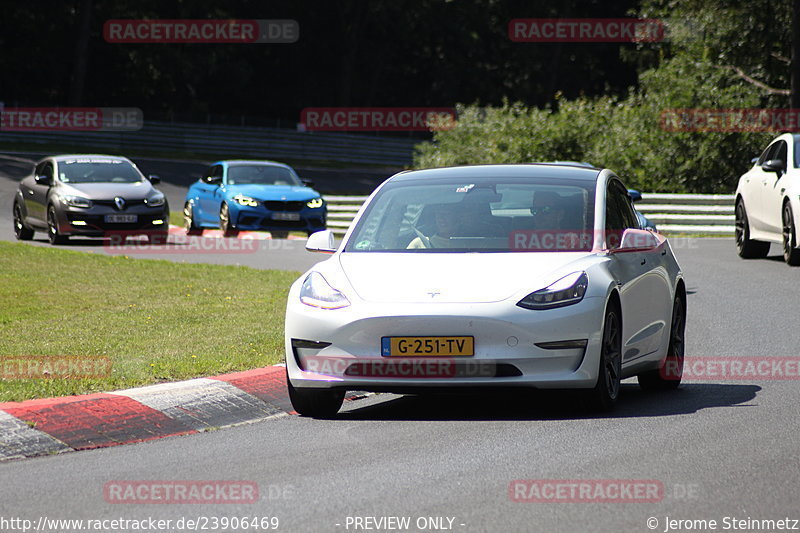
[{"x1": 390, "y1": 163, "x2": 603, "y2": 182}]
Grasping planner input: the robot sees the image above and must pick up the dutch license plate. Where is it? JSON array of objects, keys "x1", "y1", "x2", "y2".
[
  {"x1": 104, "y1": 214, "x2": 137, "y2": 223},
  {"x1": 272, "y1": 212, "x2": 300, "y2": 221},
  {"x1": 381, "y1": 336, "x2": 474, "y2": 357}
]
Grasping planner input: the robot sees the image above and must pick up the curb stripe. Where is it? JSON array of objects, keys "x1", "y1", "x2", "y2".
[
  {"x1": 0, "y1": 411, "x2": 71, "y2": 460},
  {"x1": 113, "y1": 378, "x2": 285, "y2": 431},
  {"x1": 2, "y1": 394, "x2": 196, "y2": 451},
  {"x1": 212, "y1": 366, "x2": 295, "y2": 413}
]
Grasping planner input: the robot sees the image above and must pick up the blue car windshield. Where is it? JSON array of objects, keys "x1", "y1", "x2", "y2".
[
  {"x1": 227, "y1": 165, "x2": 301, "y2": 186},
  {"x1": 58, "y1": 159, "x2": 142, "y2": 184}
]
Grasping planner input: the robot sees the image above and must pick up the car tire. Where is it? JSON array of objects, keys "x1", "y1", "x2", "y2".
[
  {"x1": 781, "y1": 203, "x2": 800, "y2": 266},
  {"x1": 184, "y1": 202, "x2": 203, "y2": 236},
  {"x1": 220, "y1": 203, "x2": 239, "y2": 237},
  {"x1": 13, "y1": 202, "x2": 34, "y2": 240},
  {"x1": 735, "y1": 200, "x2": 769, "y2": 258},
  {"x1": 286, "y1": 367, "x2": 345, "y2": 418},
  {"x1": 584, "y1": 300, "x2": 622, "y2": 412},
  {"x1": 638, "y1": 291, "x2": 685, "y2": 390},
  {"x1": 271, "y1": 230, "x2": 289, "y2": 239},
  {"x1": 47, "y1": 205, "x2": 69, "y2": 245}
]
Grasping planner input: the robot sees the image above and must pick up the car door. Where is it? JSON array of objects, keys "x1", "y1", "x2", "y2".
[
  {"x1": 25, "y1": 160, "x2": 54, "y2": 225},
  {"x1": 196, "y1": 164, "x2": 223, "y2": 224},
  {"x1": 760, "y1": 139, "x2": 789, "y2": 234},
  {"x1": 605, "y1": 180, "x2": 668, "y2": 362},
  {"x1": 747, "y1": 141, "x2": 779, "y2": 232}
]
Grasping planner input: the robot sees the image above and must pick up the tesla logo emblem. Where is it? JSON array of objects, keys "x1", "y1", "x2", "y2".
[
  {"x1": 427, "y1": 291, "x2": 441, "y2": 298},
  {"x1": 114, "y1": 197, "x2": 126, "y2": 210}
]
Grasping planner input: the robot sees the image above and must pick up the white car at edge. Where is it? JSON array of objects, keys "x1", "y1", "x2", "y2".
[
  {"x1": 285, "y1": 164, "x2": 686, "y2": 417},
  {"x1": 735, "y1": 132, "x2": 800, "y2": 265}
]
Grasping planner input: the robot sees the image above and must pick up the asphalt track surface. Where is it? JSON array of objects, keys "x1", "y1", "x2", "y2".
[{"x1": 1, "y1": 152, "x2": 800, "y2": 532}]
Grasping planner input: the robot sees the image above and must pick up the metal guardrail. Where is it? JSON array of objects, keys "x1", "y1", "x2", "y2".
[
  {"x1": 323, "y1": 193, "x2": 737, "y2": 236},
  {"x1": 0, "y1": 121, "x2": 418, "y2": 166}
]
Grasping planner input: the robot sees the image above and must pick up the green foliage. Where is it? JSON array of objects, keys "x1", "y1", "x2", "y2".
[{"x1": 415, "y1": 0, "x2": 790, "y2": 193}]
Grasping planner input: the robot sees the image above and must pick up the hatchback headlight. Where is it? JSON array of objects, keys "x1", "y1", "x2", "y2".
[
  {"x1": 307, "y1": 197, "x2": 324, "y2": 208},
  {"x1": 233, "y1": 194, "x2": 259, "y2": 207},
  {"x1": 299, "y1": 272, "x2": 350, "y2": 309},
  {"x1": 517, "y1": 272, "x2": 588, "y2": 310},
  {"x1": 61, "y1": 195, "x2": 92, "y2": 208},
  {"x1": 145, "y1": 193, "x2": 165, "y2": 207}
]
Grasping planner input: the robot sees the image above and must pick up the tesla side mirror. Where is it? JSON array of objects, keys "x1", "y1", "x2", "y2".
[
  {"x1": 205, "y1": 176, "x2": 222, "y2": 185},
  {"x1": 610, "y1": 228, "x2": 660, "y2": 253},
  {"x1": 627, "y1": 189, "x2": 643, "y2": 203},
  {"x1": 148, "y1": 174, "x2": 161, "y2": 184},
  {"x1": 34, "y1": 175, "x2": 52, "y2": 186},
  {"x1": 751, "y1": 157, "x2": 759, "y2": 164},
  {"x1": 762, "y1": 159, "x2": 785, "y2": 174},
  {"x1": 306, "y1": 229, "x2": 336, "y2": 254},
  {"x1": 301, "y1": 179, "x2": 315, "y2": 188}
]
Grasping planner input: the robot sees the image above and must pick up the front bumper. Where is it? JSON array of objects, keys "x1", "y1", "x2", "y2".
[
  {"x1": 231, "y1": 203, "x2": 326, "y2": 232},
  {"x1": 57, "y1": 203, "x2": 169, "y2": 236},
  {"x1": 285, "y1": 296, "x2": 606, "y2": 392}
]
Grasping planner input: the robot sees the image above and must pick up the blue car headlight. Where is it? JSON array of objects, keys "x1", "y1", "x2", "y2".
[
  {"x1": 517, "y1": 272, "x2": 588, "y2": 310},
  {"x1": 307, "y1": 197, "x2": 324, "y2": 208},
  {"x1": 233, "y1": 194, "x2": 259, "y2": 207}
]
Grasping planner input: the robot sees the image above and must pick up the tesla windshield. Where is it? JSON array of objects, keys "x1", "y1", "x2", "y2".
[
  {"x1": 345, "y1": 178, "x2": 595, "y2": 252},
  {"x1": 58, "y1": 160, "x2": 142, "y2": 183},
  {"x1": 227, "y1": 165, "x2": 301, "y2": 185}
]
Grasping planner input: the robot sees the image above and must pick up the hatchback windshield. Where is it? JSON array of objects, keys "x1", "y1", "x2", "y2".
[
  {"x1": 58, "y1": 159, "x2": 142, "y2": 184},
  {"x1": 227, "y1": 165, "x2": 301, "y2": 185},
  {"x1": 345, "y1": 177, "x2": 595, "y2": 252}
]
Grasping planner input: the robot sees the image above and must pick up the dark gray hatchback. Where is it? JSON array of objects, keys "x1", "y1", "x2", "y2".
[{"x1": 13, "y1": 154, "x2": 169, "y2": 244}]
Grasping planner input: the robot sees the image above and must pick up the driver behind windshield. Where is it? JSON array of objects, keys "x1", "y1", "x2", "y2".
[{"x1": 407, "y1": 203, "x2": 463, "y2": 249}]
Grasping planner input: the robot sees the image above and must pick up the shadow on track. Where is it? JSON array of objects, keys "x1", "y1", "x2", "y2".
[{"x1": 337, "y1": 382, "x2": 761, "y2": 421}]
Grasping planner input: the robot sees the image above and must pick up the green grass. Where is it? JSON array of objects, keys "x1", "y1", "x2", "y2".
[
  {"x1": 0, "y1": 241, "x2": 300, "y2": 402},
  {"x1": 169, "y1": 210, "x2": 185, "y2": 227}
]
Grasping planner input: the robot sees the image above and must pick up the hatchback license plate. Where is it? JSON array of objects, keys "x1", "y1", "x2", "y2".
[
  {"x1": 381, "y1": 336, "x2": 474, "y2": 357},
  {"x1": 104, "y1": 214, "x2": 137, "y2": 223},
  {"x1": 272, "y1": 212, "x2": 300, "y2": 221}
]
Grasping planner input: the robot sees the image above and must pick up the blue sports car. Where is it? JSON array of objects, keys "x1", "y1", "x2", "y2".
[{"x1": 183, "y1": 160, "x2": 327, "y2": 238}]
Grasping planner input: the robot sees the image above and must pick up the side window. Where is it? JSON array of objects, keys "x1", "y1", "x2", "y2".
[
  {"x1": 760, "y1": 142, "x2": 779, "y2": 166},
  {"x1": 757, "y1": 144, "x2": 773, "y2": 165},
  {"x1": 35, "y1": 161, "x2": 53, "y2": 179},
  {"x1": 774, "y1": 141, "x2": 788, "y2": 171},
  {"x1": 605, "y1": 180, "x2": 637, "y2": 248},
  {"x1": 204, "y1": 165, "x2": 223, "y2": 183}
]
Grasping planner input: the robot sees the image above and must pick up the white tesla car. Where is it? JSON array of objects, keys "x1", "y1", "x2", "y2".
[
  {"x1": 735, "y1": 133, "x2": 800, "y2": 265},
  {"x1": 285, "y1": 164, "x2": 686, "y2": 416}
]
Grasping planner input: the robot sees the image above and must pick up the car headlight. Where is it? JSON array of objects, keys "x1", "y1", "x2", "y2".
[
  {"x1": 299, "y1": 272, "x2": 350, "y2": 309},
  {"x1": 233, "y1": 194, "x2": 259, "y2": 207},
  {"x1": 517, "y1": 272, "x2": 588, "y2": 310},
  {"x1": 60, "y1": 195, "x2": 92, "y2": 208},
  {"x1": 145, "y1": 193, "x2": 165, "y2": 207},
  {"x1": 307, "y1": 197, "x2": 324, "y2": 208}
]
